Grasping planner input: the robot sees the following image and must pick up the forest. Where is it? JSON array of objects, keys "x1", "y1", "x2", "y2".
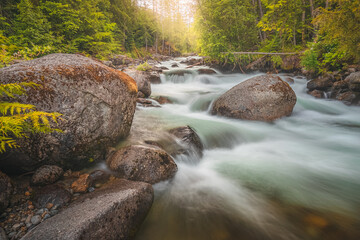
[{"x1": 1, "y1": 0, "x2": 359, "y2": 72}]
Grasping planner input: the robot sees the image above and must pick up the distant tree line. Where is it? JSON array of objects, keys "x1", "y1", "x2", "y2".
[
  {"x1": 195, "y1": 0, "x2": 360, "y2": 72},
  {"x1": 0, "y1": 0, "x2": 195, "y2": 66}
]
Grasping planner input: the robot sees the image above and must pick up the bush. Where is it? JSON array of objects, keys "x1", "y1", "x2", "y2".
[
  {"x1": 136, "y1": 61, "x2": 152, "y2": 71},
  {"x1": 301, "y1": 45, "x2": 319, "y2": 72}
]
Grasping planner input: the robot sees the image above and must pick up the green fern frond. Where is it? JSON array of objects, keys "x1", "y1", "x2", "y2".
[
  {"x1": 0, "y1": 82, "x2": 39, "y2": 98},
  {"x1": 0, "y1": 82, "x2": 62, "y2": 153},
  {"x1": 0, "y1": 136, "x2": 19, "y2": 153},
  {"x1": 0, "y1": 102, "x2": 35, "y2": 115}
]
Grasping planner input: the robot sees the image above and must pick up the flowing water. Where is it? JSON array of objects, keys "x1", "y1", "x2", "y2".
[{"x1": 133, "y1": 58, "x2": 360, "y2": 240}]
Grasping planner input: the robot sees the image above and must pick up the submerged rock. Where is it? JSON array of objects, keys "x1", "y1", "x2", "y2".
[
  {"x1": 211, "y1": 75, "x2": 297, "y2": 122},
  {"x1": 31, "y1": 165, "x2": 64, "y2": 186},
  {"x1": 168, "y1": 126, "x2": 204, "y2": 157},
  {"x1": 22, "y1": 179, "x2": 153, "y2": 240},
  {"x1": 0, "y1": 171, "x2": 13, "y2": 214},
  {"x1": 0, "y1": 53, "x2": 137, "y2": 173},
  {"x1": 106, "y1": 145, "x2": 177, "y2": 184},
  {"x1": 197, "y1": 68, "x2": 217, "y2": 75}
]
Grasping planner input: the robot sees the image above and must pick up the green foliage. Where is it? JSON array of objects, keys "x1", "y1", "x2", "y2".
[
  {"x1": 271, "y1": 55, "x2": 283, "y2": 68},
  {"x1": 0, "y1": 82, "x2": 62, "y2": 153},
  {"x1": 136, "y1": 62, "x2": 152, "y2": 71},
  {"x1": 196, "y1": 0, "x2": 259, "y2": 59},
  {"x1": 301, "y1": 44, "x2": 320, "y2": 72},
  {"x1": 313, "y1": 0, "x2": 360, "y2": 63}
]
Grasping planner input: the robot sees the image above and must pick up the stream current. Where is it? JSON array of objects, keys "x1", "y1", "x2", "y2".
[{"x1": 132, "y1": 58, "x2": 360, "y2": 240}]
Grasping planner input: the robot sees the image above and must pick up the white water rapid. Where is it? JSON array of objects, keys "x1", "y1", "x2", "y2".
[{"x1": 133, "y1": 58, "x2": 360, "y2": 240}]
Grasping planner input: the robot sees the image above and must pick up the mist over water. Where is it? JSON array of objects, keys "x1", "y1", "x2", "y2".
[{"x1": 134, "y1": 58, "x2": 360, "y2": 240}]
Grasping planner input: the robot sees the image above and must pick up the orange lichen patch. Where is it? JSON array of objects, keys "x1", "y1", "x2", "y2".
[{"x1": 113, "y1": 69, "x2": 138, "y2": 94}]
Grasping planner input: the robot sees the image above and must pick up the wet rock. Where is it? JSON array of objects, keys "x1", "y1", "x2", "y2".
[
  {"x1": 164, "y1": 69, "x2": 193, "y2": 77},
  {"x1": 152, "y1": 96, "x2": 173, "y2": 105},
  {"x1": 32, "y1": 184, "x2": 71, "y2": 209},
  {"x1": 0, "y1": 53, "x2": 138, "y2": 173},
  {"x1": 308, "y1": 90, "x2": 324, "y2": 98},
  {"x1": 307, "y1": 74, "x2": 335, "y2": 91},
  {"x1": 30, "y1": 215, "x2": 41, "y2": 225},
  {"x1": 123, "y1": 69, "x2": 152, "y2": 97},
  {"x1": 160, "y1": 66, "x2": 169, "y2": 71},
  {"x1": 180, "y1": 57, "x2": 203, "y2": 66},
  {"x1": 107, "y1": 145, "x2": 177, "y2": 184},
  {"x1": 284, "y1": 77, "x2": 295, "y2": 84},
  {"x1": 88, "y1": 170, "x2": 110, "y2": 186},
  {"x1": 137, "y1": 98, "x2": 161, "y2": 108},
  {"x1": 212, "y1": 75, "x2": 297, "y2": 122},
  {"x1": 22, "y1": 179, "x2": 153, "y2": 240},
  {"x1": 71, "y1": 174, "x2": 91, "y2": 193},
  {"x1": 171, "y1": 63, "x2": 179, "y2": 68},
  {"x1": 197, "y1": 68, "x2": 217, "y2": 75},
  {"x1": 31, "y1": 165, "x2": 64, "y2": 186},
  {"x1": 0, "y1": 171, "x2": 12, "y2": 214},
  {"x1": 168, "y1": 126, "x2": 204, "y2": 157}
]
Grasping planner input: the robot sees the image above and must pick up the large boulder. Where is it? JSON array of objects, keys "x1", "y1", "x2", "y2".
[
  {"x1": 0, "y1": 53, "x2": 138, "y2": 173},
  {"x1": 123, "y1": 69, "x2": 152, "y2": 97},
  {"x1": 22, "y1": 179, "x2": 153, "y2": 240},
  {"x1": 211, "y1": 75, "x2": 297, "y2": 122},
  {"x1": 0, "y1": 171, "x2": 13, "y2": 213},
  {"x1": 106, "y1": 145, "x2": 177, "y2": 184}
]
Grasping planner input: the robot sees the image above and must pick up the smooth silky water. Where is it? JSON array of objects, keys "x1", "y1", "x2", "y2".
[{"x1": 133, "y1": 58, "x2": 360, "y2": 240}]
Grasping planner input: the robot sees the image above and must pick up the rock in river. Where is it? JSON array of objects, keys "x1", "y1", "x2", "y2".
[
  {"x1": 0, "y1": 53, "x2": 138, "y2": 173},
  {"x1": 123, "y1": 69, "x2": 152, "y2": 97},
  {"x1": 211, "y1": 75, "x2": 296, "y2": 122},
  {"x1": 22, "y1": 179, "x2": 153, "y2": 240},
  {"x1": 107, "y1": 145, "x2": 177, "y2": 184}
]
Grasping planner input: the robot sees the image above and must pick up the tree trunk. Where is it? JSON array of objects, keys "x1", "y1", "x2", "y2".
[
  {"x1": 310, "y1": 0, "x2": 314, "y2": 19},
  {"x1": 257, "y1": 0, "x2": 266, "y2": 39},
  {"x1": 302, "y1": 0, "x2": 306, "y2": 44}
]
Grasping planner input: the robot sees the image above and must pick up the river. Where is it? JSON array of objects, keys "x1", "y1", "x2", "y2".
[{"x1": 132, "y1": 58, "x2": 360, "y2": 240}]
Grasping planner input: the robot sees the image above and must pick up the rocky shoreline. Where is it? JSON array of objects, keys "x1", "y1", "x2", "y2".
[{"x1": 1, "y1": 53, "x2": 359, "y2": 240}]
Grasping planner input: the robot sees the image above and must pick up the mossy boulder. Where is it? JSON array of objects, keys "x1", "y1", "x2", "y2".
[{"x1": 0, "y1": 53, "x2": 138, "y2": 173}]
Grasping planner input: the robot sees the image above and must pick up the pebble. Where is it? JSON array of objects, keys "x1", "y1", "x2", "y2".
[
  {"x1": 25, "y1": 214, "x2": 33, "y2": 224},
  {"x1": 46, "y1": 203, "x2": 54, "y2": 210},
  {"x1": 28, "y1": 205, "x2": 34, "y2": 210},
  {"x1": 88, "y1": 187, "x2": 95, "y2": 193},
  {"x1": 43, "y1": 214, "x2": 51, "y2": 220},
  {"x1": 30, "y1": 215, "x2": 41, "y2": 225},
  {"x1": 35, "y1": 209, "x2": 44, "y2": 215},
  {"x1": 26, "y1": 222, "x2": 32, "y2": 228},
  {"x1": 12, "y1": 223, "x2": 21, "y2": 231}
]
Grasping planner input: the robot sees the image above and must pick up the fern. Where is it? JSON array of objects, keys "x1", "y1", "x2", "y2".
[{"x1": 0, "y1": 82, "x2": 62, "y2": 153}]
